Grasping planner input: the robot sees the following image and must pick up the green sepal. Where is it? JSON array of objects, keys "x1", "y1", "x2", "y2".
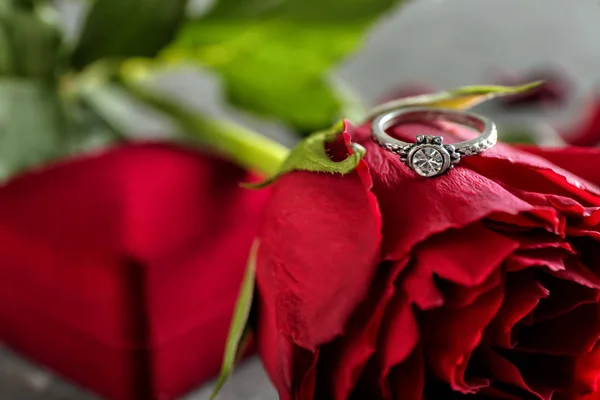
[
  {"x1": 210, "y1": 240, "x2": 260, "y2": 400},
  {"x1": 365, "y1": 82, "x2": 544, "y2": 120},
  {"x1": 245, "y1": 120, "x2": 365, "y2": 189}
]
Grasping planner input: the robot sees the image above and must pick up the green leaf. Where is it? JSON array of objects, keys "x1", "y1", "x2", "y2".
[
  {"x1": 211, "y1": 240, "x2": 260, "y2": 400},
  {"x1": 0, "y1": 3, "x2": 61, "y2": 78},
  {"x1": 160, "y1": 0, "x2": 403, "y2": 132},
  {"x1": 246, "y1": 120, "x2": 364, "y2": 189},
  {"x1": 0, "y1": 79, "x2": 70, "y2": 180},
  {"x1": 72, "y1": 0, "x2": 189, "y2": 69},
  {"x1": 365, "y1": 82, "x2": 543, "y2": 119}
]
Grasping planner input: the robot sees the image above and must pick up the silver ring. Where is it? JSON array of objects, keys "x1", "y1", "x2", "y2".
[{"x1": 371, "y1": 107, "x2": 497, "y2": 177}]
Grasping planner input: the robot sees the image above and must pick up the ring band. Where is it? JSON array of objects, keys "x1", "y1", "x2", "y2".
[{"x1": 371, "y1": 107, "x2": 497, "y2": 177}]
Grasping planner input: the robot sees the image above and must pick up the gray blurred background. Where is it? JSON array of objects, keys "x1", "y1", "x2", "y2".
[{"x1": 2, "y1": 0, "x2": 600, "y2": 398}]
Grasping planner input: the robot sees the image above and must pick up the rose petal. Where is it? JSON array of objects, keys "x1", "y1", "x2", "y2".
[
  {"x1": 505, "y1": 249, "x2": 600, "y2": 290},
  {"x1": 497, "y1": 350, "x2": 575, "y2": 395},
  {"x1": 517, "y1": 303, "x2": 600, "y2": 354},
  {"x1": 256, "y1": 270, "x2": 293, "y2": 399},
  {"x1": 477, "y1": 346, "x2": 553, "y2": 400},
  {"x1": 355, "y1": 125, "x2": 539, "y2": 262},
  {"x1": 558, "y1": 97, "x2": 600, "y2": 147},
  {"x1": 440, "y1": 268, "x2": 503, "y2": 308},
  {"x1": 573, "y1": 345, "x2": 600, "y2": 397},
  {"x1": 389, "y1": 346, "x2": 425, "y2": 400},
  {"x1": 517, "y1": 146, "x2": 600, "y2": 188},
  {"x1": 403, "y1": 223, "x2": 519, "y2": 310},
  {"x1": 257, "y1": 134, "x2": 382, "y2": 350},
  {"x1": 485, "y1": 272, "x2": 549, "y2": 349},
  {"x1": 505, "y1": 250, "x2": 566, "y2": 273},
  {"x1": 377, "y1": 294, "x2": 419, "y2": 396},
  {"x1": 534, "y1": 273, "x2": 600, "y2": 322},
  {"x1": 425, "y1": 283, "x2": 505, "y2": 393},
  {"x1": 320, "y1": 259, "x2": 408, "y2": 400},
  {"x1": 296, "y1": 348, "x2": 319, "y2": 400},
  {"x1": 569, "y1": 229, "x2": 600, "y2": 242},
  {"x1": 432, "y1": 123, "x2": 600, "y2": 205},
  {"x1": 506, "y1": 229, "x2": 575, "y2": 254}
]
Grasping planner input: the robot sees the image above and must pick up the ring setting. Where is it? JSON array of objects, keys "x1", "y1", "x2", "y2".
[
  {"x1": 405, "y1": 135, "x2": 460, "y2": 177},
  {"x1": 371, "y1": 107, "x2": 497, "y2": 178}
]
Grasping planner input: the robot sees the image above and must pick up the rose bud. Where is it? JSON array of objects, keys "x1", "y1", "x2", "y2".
[
  {"x1": 0, "y1": 143, "x2": 269, "y2": 399},
  {"x1": 492, "y1": 68, "x2": 571, "y2": 108},
  {"x1": 254, "y1": 120, "x2": 600, "y2": 400}
]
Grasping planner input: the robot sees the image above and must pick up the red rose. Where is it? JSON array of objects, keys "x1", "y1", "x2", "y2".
[
  {"x1": 0, "y1": 143, "x2": 269, "y2": 399},
  {"x1": 254, "y1": 119, "x2": 600, "y2": 400},
  {"x1": 562, "y1": 96, "x2": 600, "y2": 147}
]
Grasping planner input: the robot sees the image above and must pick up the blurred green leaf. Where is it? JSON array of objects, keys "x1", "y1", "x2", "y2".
[
  {"x1": 0, "y1": 80, "x2": 70, "y2": 180},
  {"x1": 0, "y1": 3, "x2": 61, "y2": 78},
  {"x1": 72, "y1": 0, "x2": 189, "y2": 69},
  {"x1": 246, "y1": 120, "x2": 364, "y2": 188},
  {"x1": 211, "y1": 240, "x2": 259, "y2": 400},
  {"x1": 161, "y1": 0, "x2": 402, "y2": 132}
]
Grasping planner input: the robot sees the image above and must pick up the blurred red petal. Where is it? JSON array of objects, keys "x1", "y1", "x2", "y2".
[{"x1": 560, "y1": 96, "x2": 600, "y2": 146}]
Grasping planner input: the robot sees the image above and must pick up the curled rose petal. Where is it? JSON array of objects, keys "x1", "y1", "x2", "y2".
[
  {"x1": 477, "y1": 346, "x2": 553, "y2": 400},
  {"x1": 518, "y1": 146, "x2": 600, "y2": 188},
  {"x1": 425, "y1": 284, "x2": 505, "y2": 393},
  {"x1": 322, "y1": 259, "x2": 408, "y2": 400},
  {"x1": 402, "y1": 223, "x2": 519, "y2": 310},
  {"x1": 484, "y1": 272, "x2": 549, "y2": 349},
  {"x1": 389, "y1": 346, "x2": 425, "y2": 400},
  {"x1": 256, "y1": 157, "x2": 382, "y2": 350},
  {"x1": 377, "y1": 293, "x2": 419, "y2": 396}
]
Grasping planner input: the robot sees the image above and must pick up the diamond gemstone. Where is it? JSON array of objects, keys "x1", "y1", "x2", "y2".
[{"x1": 411, "y1": 146, "x2": 445, "y2": 177}]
